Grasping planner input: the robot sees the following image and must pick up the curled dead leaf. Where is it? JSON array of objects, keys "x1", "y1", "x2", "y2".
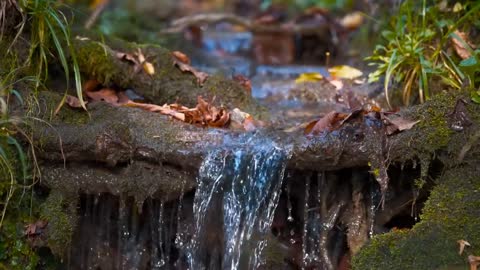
[
  {"x1": 173, "y1": 56, "x2": 209, "y2": 85},
  {"x1": 172, "y1": 51, "x2": 191, "y2": 64},
  {"x1": 116, "y1": 51, "x2": 139, "y2": 65},
  {"x1": 451, "y1": 30, "x2": 475, "y2": 60},
  {"x1": 383, "y1": 115, "x2": 420, "y2": 135},
  {"x1": 458, "y1": 239, "x2": 471, "y2": 255},
  {"x1": 305, "y1": 111, "x2": 346, "y2": 135}
]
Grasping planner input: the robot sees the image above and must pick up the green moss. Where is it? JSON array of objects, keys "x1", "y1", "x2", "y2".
[
  {"x1": 413, "y1": 93, "x2": 456, "y2": 153},
  {"x1": 40, "y1": 191, "x2": 78, "y2": 258},
  {"x1": 353, "y1": 166, "x2": 480, "y2": 270}
]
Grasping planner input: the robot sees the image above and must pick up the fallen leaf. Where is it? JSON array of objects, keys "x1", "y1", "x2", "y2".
[
  {"x1": 172, "y1": 51, "x2": 191, "y2": 64},
  {"x1": 453, "y1": 2, "x2": 463, "y2": 12},
  {"x1": 125, "y1": 102, "x2": 186, "y2": 121},
  {"x1": 451, "y1": 30, "x2": 475, "y2": 60},
  {"x1": 305, "y1": 111, "x2": 346, "y2": 135},
  {"x1": 116, "y1": 51, "x2": 139, "y2": 65},
  {"x1": 469, "y1": 255, "x2": 480, "y2": 270},
  {"x1": 458, "y1": 239, "x2": 471, "y2": 255},
  {"x1": 295, "y1": 72, "x2": 324, "y2": 84},
  {"x1": 340, "y1": 11, "x2": 364, "y2": 30},
  {"x1": 65, "y1": 95, "x2": 86, "y2": 108},
  {"x1": 172, "y1": 54, "x2": 209, "y2": 85},
  {"x1": 24, "y1": 220, "x2": 48, "y2": 236},
  {"x1": 85, "y1": 88, "x2": 119, "y2": 104},
  {"x1": 83, "y1": 79, "x2": 101, "y2": 93},
  {"x1": 328, "y1": 65, "x2": 363, "y2": 80},
  {"x1": 233, "y1": 74, "x2": 252, "y2": 95},
  {"x1": 383, "y1": 115, "x2": 420, "y2": 135},
  {"x1": 143, "y1": 62, "x2": 155, "y2": 75}
]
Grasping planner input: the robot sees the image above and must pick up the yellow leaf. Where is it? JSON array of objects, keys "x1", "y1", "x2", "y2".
[
  {"x1": 328, "y1": 65, "x2": 363, "y2": 80},
  {"x1": 453, "y1": 2, "x2": 463, "y2": 12},
  {"x1": 143, "y1": 62, "x2": 155, "y2": 75},
  {"x1": 295, "y1": 72, "x2": 323, "y2": 84}
]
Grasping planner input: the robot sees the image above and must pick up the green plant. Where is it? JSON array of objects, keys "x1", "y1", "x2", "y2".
[
  {"x1": 7, "y1": 0, "x2": 86, "y2": 109},
  {"x1": 367, "y1": 0, "x2": 480, "y2": 107}
]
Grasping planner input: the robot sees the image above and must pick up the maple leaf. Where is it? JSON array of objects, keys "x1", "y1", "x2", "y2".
[{"x1": 172, "y1": 52, "x2": 209, "y2": 85}]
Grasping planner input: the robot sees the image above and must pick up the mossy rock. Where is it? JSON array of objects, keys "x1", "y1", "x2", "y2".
[
  {"x1": 352, "y1": 166, "x2": 480, "y2": 270},
  {"x1": 73, "y1": 36, "x2": 268, "y2": 119},
  {"x1": 40, "y1": 191, "x2": 78, "y2": 258}
]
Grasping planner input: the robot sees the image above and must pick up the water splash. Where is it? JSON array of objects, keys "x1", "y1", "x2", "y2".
[{"x1": 189, "y1": 135, "x2": 292, "y2": 270}]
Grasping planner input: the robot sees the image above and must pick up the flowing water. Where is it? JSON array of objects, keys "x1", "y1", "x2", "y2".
[{"x1": 187, "y1": 134, "x2": 292, "y2": 270}]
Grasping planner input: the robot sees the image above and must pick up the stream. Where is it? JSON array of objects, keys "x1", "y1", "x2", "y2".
[{"x1": 65, "y1": 24, "x2": 417, "y2": 270}]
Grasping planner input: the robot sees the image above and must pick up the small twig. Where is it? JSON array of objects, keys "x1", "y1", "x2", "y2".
[{"x1": 84, "y1": 0, "x2": 109, "y2": 29}]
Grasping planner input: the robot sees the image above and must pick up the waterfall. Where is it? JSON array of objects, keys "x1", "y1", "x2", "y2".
[{"x1": 188, "y1": 134, "x2": 292, "y2": 270}]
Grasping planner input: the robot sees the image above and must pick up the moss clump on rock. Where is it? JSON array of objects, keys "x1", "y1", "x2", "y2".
[
  {"x1": 352, "y1": 166, "x2": 480, "y2": 270},
  {"x1": 73, "y1": 36, "x2": 268, "y2": 119},
  {"x1": 40, "y1": 191, "x2": 78, "y2": 258}
]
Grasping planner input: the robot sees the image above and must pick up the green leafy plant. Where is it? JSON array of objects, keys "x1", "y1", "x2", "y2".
[
  {"x1": 11, "y1": 0, "x2": 86, "y2": 109},
  {"x1": 367, "y1": 0, "x2": 480, "y2": 107}
]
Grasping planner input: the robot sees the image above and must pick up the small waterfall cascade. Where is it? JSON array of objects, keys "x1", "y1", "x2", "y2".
[{"x1": 187, "y1": 134, "x2": 292, "y2": 270}]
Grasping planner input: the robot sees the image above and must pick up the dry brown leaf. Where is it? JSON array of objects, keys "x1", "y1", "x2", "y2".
[
  {"x1": 85, "y1": 88, "x2": 119, "y2": 104},
  {"x1": 124, "y1": 101, "x2": 187, "y2": 121},
  {"x1": 116, "y1": 51, "x2": 139, "y2": 65},
  {"x1": 173, "y1": 56, "x2": 209, "y2": 85},
  {"x1": 305, "y1": 111, "x2": 345, "y2": 135},
  {"x1": 458, "y1": 239, "x2": 471, "y2": 255},
  {"x1": 233, "y1": 74, "x2": 252, "y2": 96},
  {"x1": 24, "y1": 220, "x2": 48, "y2": 236},
  {"x1": 65, "y1": 95, "x2": 86, "y2": 108},
  {"x1": 83, "y1": 79, "x2": 101, "y2": 93},
  {"x1": 172, "y1": 51, "x2": 191, "y2": 64},
  {"x1": 451, "y1": 30, "x2": 475, "y2": 60},
  {"x1": 469, "y1": 255, "x2": 480, "y2": 270},
  {"x1": 383, "y1": 115, "x2": 420, "y2": 135}
]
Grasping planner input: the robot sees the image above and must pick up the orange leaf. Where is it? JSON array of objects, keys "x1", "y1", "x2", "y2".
[
  {"x1": 172, "y1": 51, "x2": 191, "y2": 64},
  {"x1": 85, "y1": 88, "x2": 119, "y2": 104}
]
